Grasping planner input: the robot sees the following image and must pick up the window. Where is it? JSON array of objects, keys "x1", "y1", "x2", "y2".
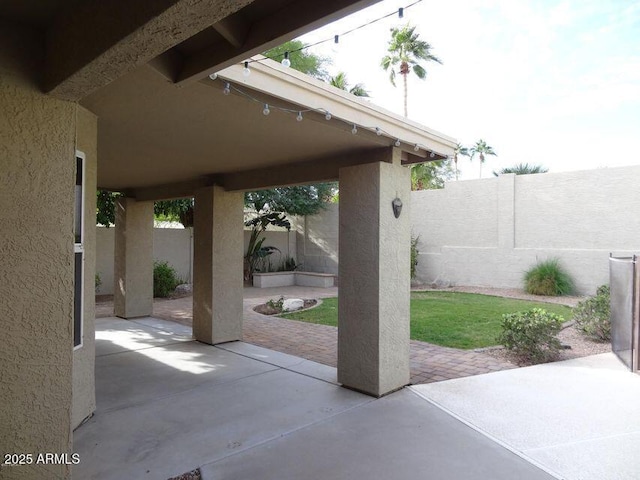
[{"x1": 74, "y1": 152, "x2": 85, "y2": 349}]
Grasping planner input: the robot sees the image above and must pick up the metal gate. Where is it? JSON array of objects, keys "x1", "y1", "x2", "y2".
[{"x1": 609, "y1": 255, "x2": 640, "y2": 372}]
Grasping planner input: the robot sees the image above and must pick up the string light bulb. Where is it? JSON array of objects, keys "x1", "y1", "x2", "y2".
[
  {"x1": 243, "y1": 61, "x2": 251, "y2": 77},
  {"x1": 351, "y1": 124, "x2": 358, "y2": 135},
  {"x1": 209, "y1": 73, "x2": 218, "y2": 80},
  {"x1": 223, "y1": 82, "x2": 231, "y2": 95},
  {"x1": 281, "y1": 52, "x2": 291, "y2": 68},
  {"x1": 430, "y1": 152, "x2": 436, "y2": 158},
  {"x1": 394, "y1": 139, "x2": 401, "y2": 147},
  {"x1": 325, "y1": 111, "x2": 332, "y2": 121},
  {"x1": 375, "y1": 127, "x2": 382, "y2": 136},
  {"x1": 398, "y1": 7, "x2": 404, "y2": 18},
  {"x1": 296, "y1": 111, "x2": 303, "y2": 122},
  {"x1": 263, "y1": 104, "x2": 270, "y2": 115},
  {"x1": 414, "y1": 144, "x2": 420, "y2": 152},
  {"x1": 334, "y1": 35, "x2": 339, "y2": 44}
]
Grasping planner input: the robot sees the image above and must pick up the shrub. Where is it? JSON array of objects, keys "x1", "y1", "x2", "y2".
[
  {"x1": 573, "y1": 285, "x2": 610, "y2": 341},
  {"x1": 266, "y1": 296, "x2": 284, "y2": 313},
  {"x1": 95, "y1": 273, "x2": 102, "y2": 293},
  {"x1": 524, "y1": 258, "x2": 574, "y2": 296},
  {"x1": 497, "y1": 308, "x2": 565, "y2": 364},
  {"x1": 411, "y1": 235, "x2": 419, "y2": 280},
  {"x1": 153, "y1": 261, "x2": 180, "y2": 298}
]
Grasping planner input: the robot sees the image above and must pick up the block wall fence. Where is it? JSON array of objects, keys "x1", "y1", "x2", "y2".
[
  {"x1": 96, "y1": 166, "x2": 640, "y2": 296},
  {"x1": 411, "y1": 166, "x2": 640, "y2": 294}
]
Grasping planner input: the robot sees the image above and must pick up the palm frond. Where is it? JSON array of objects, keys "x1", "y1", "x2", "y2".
[{"x1": 413, "y1": 64, "x2": 427, "y2": 79}]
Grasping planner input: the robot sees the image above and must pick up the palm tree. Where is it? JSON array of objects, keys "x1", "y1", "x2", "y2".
[
  {"x1": 453, "y1": 143, "x2": 470, "y2": 181},
  {"x1": 381, "y1": 24, "x2": 442, "y2": 117},
  {"x1": 470, "y1": 139, "x2": 497, "y2": 178},
  {"x1": 493, "y1": 163, "x2": 548, "y2": 176},
  {"x1": 329, "y1": 72, "x2": 370, "y2": 97}
]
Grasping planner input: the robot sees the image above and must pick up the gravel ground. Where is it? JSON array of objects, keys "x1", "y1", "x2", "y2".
[{"x1": 418, "y1": 285, "x2": 612, "y2": 365}]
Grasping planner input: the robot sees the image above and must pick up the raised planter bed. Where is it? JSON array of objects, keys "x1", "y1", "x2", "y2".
[{"x1": 252, "y1": 271, "x2": 335, "y2": 288}]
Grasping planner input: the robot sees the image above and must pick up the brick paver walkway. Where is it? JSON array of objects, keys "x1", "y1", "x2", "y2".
[{"x1": 96, "y1": 286, "x2": 518, "y2": 384}]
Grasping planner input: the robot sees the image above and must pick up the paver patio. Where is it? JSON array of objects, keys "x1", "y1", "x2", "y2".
[{"x1": 97, "y1": 286, "x2": 516, "y2": 384}]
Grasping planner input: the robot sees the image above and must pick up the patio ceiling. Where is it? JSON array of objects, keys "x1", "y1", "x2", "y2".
[{"x1": 81, "y1": 58, "x2": 457, "y2": 199}]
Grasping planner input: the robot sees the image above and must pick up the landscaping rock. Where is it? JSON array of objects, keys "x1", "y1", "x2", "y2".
[
  {"x1": 173, "y1": 283, "x2": 192, "y2": 297},
  {"x1": 282, "y1": 298, "x2": 304, "y2": 312}
]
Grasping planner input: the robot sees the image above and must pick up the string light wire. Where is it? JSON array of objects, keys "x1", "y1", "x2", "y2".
[
  {"x1": 244, "y1": 0, "x2": 424, "y2": 65},
  {"x1": 213, "y1": 77, "x2": 445, "y2": 159}
]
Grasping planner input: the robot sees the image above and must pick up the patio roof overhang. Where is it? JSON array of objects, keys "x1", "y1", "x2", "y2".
[{"x1": 82, "y1": 57, "x2": 456, "y2": 200}]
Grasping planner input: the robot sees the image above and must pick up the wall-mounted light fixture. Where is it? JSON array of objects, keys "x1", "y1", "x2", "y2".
[{"x1": 392, "y1": 197, "x2": 403, "y2": 218}]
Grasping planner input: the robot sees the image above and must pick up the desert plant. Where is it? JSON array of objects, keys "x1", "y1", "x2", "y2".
[
  {"x1": 498, "y1": 308, "x2": 565, "y2": 364},
  {"x1": 95, "y1": 273, "x2": 102, "y2": 293},
  {"x1": 153, "y1": 261, "x2": 180, "y2": 298},
  {"x1": 411, "y1": 236, "x2": 419, "y2": 280},
  {"x1": 524, "y1": 258, "x2": 574, "y2": 296},
  {"x1": 266, "y1": 296, "x2": 285, "y2": 312},
  {"x1": 573, "y1": 285, "x2": 611, "y2": 341},
  {"x1": 277, "y1": 256, "x2": 297, "y2": 272}
]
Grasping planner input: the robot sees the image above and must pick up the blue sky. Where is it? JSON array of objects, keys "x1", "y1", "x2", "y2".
[{"x1": 298, "y1": 0, "x2": 640, "y2": 179}]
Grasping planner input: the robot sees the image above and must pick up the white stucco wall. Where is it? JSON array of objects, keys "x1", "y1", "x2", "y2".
[
  {"x1": 411, "y1": 167, "x2": 640, "y2": 295},
  {"x1": 296, "y1": 204, "x2": 340, "y2": 275}
]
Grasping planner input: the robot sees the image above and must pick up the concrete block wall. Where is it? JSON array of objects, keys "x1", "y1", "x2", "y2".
[
  {"x1": 295, "y1": 204, "x2": 340, "y2": 275},
  {"x1": 96, "y1": 166, "x2": 640, "y2": 297},
  {"x1": 96, "y1": 226, "x2": 294, "y2": 295},
  {"x1": 411, "y1": 166, "x2": 640, "y2": 295}
]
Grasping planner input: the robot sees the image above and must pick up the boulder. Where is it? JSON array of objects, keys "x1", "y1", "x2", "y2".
[
  {"x1": 174, "y1": 283, "x2": 192, "y2": 297},
  {"x1": 282, "y1": 298, "x2": 304, "y2": 312}
]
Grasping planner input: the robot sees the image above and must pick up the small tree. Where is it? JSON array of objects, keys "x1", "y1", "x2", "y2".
[
  {"x1": 411, "y1": 160, "x2": 455, "y2": 190},
  {"x1": 264, "y1": 40, "x2": 330, "y2": 80}
]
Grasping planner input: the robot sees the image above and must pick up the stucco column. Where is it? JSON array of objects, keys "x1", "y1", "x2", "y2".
[
  {"x1": 338, "y1": 155, "x2": 411, "y2": 397},
  {"x1": 193, "y1": 186, "x2": 244, "y2": 344},
  {"x1": 114, "y1": 197, "x2": 154, "y2": 318}
]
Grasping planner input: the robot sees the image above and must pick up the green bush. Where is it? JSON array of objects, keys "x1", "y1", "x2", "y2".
[
  {"x1": 95, "y1": 273, "x2": 102, "y2": 293},
  {"x1": 266, "y1": 296, "x2": 285, "y2": 312},
  {"x1": 524, "y1": 258, "x2": 574, "y2": 296},
  {"x1": 153, "y1": 261, "x2": 180, "y2": 298},
  {"x1": 497, "y1": 308, "x2": 565, "y2": 364},
  {"x1": 573, "y1": 285, "x2": 610, "y2": 341},
  {"x1": 411, "y1": 235, "x2": 419, "y2": 280}
]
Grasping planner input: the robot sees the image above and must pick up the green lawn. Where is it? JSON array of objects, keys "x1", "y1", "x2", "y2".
[{"x1": 280, "y1": 291, "x2": 572, "y2": 349}]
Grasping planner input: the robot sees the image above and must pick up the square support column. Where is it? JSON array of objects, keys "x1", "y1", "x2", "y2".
[
  {"x1": 338, "y1": 156, "x2": 411, "y2": 397},
  {"x1": 114, "y1": 197, "x2": 154, "y2": 318},
  {"x1": 193, "y1": 186, "x2": 244, "y2": 344}
]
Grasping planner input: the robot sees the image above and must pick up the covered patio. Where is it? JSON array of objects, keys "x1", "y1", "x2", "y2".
[{"x1": 83, "y1": 53, "x2": 457, "y2": 402}]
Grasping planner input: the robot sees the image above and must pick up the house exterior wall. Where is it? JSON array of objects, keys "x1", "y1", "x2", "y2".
[
  {"x1": 0, "y1": 22, "x2": 75, "y2": 479},
  {"x1": 72, "y1": 106, "x2": 98, "y2": 429},
  {"x1": 411, "y1": 167, "x2": 640, "y2": 295}
]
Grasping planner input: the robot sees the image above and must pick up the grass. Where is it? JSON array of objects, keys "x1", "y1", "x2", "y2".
[{"x1": 279, "y1": 291, "x2": 572, "y2": 350}]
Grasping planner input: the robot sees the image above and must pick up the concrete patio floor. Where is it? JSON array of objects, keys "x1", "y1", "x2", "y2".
[
  {"x1": 75, "y1": 316, "x2": 558, "y2": 480},
  {"x1": 412, "y1": 352, "x2": 640, "y2": 480}
]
